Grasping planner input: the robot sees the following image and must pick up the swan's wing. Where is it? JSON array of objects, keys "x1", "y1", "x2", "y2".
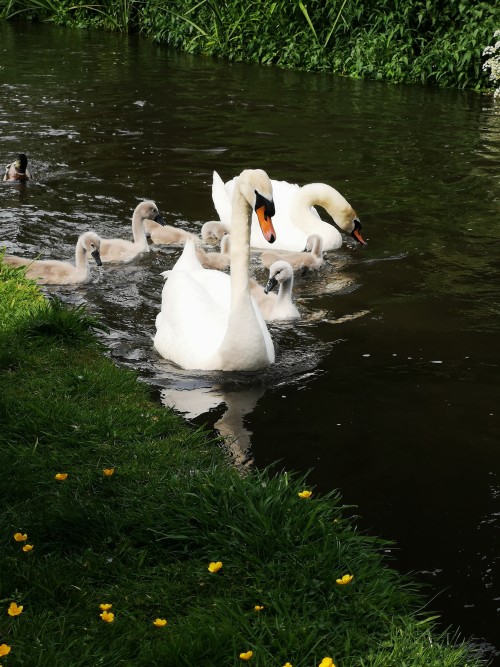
[{"x1": 212, "y1": 171, "x2": 233, "y2": 228}]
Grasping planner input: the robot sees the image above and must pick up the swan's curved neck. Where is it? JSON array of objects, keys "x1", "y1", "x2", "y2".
[
  {"x1": 294, "y1": 183, "x2": 351, "y2": 232},
  {"x1": 74, "y1": 238, "x2": 88, "y2": 269},
  {"x1": 131, "y1": 211, "x2": 149, "y2": 249}
]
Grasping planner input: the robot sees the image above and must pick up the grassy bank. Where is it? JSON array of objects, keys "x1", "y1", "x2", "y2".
[
  {"x1": 0, "y1": 262, "x2": 487, "y2": 666},
  {"x1": 1, "y1": 0, "x2": 499, "y2": 91}
]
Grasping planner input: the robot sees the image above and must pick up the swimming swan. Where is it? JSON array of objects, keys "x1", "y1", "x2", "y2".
[
  {"x1": 154, "y1": 169, "x2": 277, "y2": 371},
  {"x1": 99, "y1": 201, "x2": 165, "y2": 262},
  {"x1": 3, "y1": 153, "x2": 32, "y2": 182},
  {"x1": 3, "y1": 231, "x2": 102, "y2": 284},
  {"x1": 144, "y1": 218, "x2": 201, "y2": 246},
  {"x1": 212, "y1": 170, "x2": 365, "y2": 251},
  {"x1": 250, "y1": 261, "x2": 300, "y2": 321},
  {"x1": 196, "y1": 233, "x2": 231, "y2": 270},
  {"x1": 260, "y1": 233, "x2": 324, "y2": 272}
]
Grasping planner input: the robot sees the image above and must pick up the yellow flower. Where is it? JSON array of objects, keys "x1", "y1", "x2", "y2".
[
  {"x1": 13, "y1": 532, "x2": 27, "y2": 542},
  {"x1": 298, "y1": 490, "x2": 312, "y2": 499},
  {"x1": 0, "y1": 644, "x2": 11, "y2": 657},
  {"x1": 55, "y1": 473, "x2": 68, "y2": 480},
  {"x1": 239, "y1": 651, "x2": 253, "y2": 661},
  {"x1": 208, "y1": 561, "x2": 223, "y2": 573},
  {"x1": 254, "y1": 605, "x2": 264, "y2": 612},
  {"x1": 336, "y1": 574, "x2": 354, "y2": 585},
  {"x1": 282, "y1": 663, "x2": 293, "y2": 667},
  {"x1": 22, "y1": 544, "x2": 34, "y2": 552},
  {"x1": 100, "y1": 610, "x2": 114, "y2": 623},
  {"x1": 8, "y1": 602, "x2": 23, "y2": 617},
  {"x1": 153, "y1": 618, "x2": 168, "y2": 627},
  {"x1": 319, "y1": 658, "x2": 335, "y2": 667},
  {"x1": 103, "y1": 468, "x2": 115, "y2": 477},
  {"x1": 99, "y1": 603, "x2": 113, "y2": 611}
]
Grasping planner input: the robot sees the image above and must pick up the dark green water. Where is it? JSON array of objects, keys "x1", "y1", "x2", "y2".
[{"x1": 1, "y1": 22, "x2": 499, "y2": 662}]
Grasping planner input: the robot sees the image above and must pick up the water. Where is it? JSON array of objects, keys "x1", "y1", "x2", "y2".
[{"x1": 1, "y1": 22, "x2": 499, "y2": 661}]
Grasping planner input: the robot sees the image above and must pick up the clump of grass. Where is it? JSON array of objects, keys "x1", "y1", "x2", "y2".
[{"x1": 0, "y1": 269, "x2": 485, "y2": 665}]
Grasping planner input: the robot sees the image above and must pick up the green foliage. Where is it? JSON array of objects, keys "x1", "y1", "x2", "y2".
[{"x1": 1, "y1": 0, "x2": 498, "y2": 89}]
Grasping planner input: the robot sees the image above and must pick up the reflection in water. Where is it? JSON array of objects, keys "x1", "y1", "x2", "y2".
[
  {"x1": 1, "y1": 21, "x2": 500, "y2": 662},
  {"x1": 161, "y1": 382, "x2": 265, "y2": 468}
]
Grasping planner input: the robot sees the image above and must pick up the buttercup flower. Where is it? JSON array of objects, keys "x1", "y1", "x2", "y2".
[
  {"x1": 103, "y1": 468, "x2": 115, "y2": 477},
  {"x1": 298, "y1": 490, "x2": 312, "y2": 499},
  {"x1": 22, "y1": 544, "x2": 34, "y2": 552},
  {"x1": 208, "y1": 561, "x2": 223, "y2": 573},
  {"x1": 13, "y1": 532, "x2": 27, "y2": 542},
  {"x1": 254, "y1": 605, "x2": 264, "y2": 612},
  {"x1": 336, "y1": 574, "x2": 354, "y2": 585},
  {"x1": 153, "y1": 618, "x2": 168, "y2": 627},
  {"x1": 239, "y1": 651, "x2": 253, "y2": 661},
  {"x1": 319, "y1": 658, "x2": 335, "y2": 667},
  {"x1": 99, "y1": 604, "x2": 112, "y2": 611},
  {"x1": 54, "y1": 473, "x2": 68, "y2": 481},
  {"x1": 100, "y1": 610, "x2": 114, "y2": 623},
  {"x1": 8, "y1": 602, "x2": 23, "y2": 616},
  {"x1": 282, "y1": 663, "x2": 293, "y2": 667},
  {"x1": 0, "y1": 644, "x2": 11, "y2": 657}
]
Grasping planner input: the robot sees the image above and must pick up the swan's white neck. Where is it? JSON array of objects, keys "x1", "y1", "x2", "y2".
[
  {"x1": 293, "y1": 183, "x2": 353, "y2": 233},
  {"x1": 74, "y1": 237, "x2": 89, "y2": 271},
  {"x1": 217, "y1": 178, "x2": 271, "y2": 369}
]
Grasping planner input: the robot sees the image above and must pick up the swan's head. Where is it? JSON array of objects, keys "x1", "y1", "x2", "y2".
[
  {"x1": 14, "y1": 153, "x2": 28, "y2": 173},
  {"x1": 351, "y1": 217, "x2": 366, "y2": 245},
  {"x1": 81, "y1": 231, "x2": 103, "y2": 267},
  {"x1": 135, "y1": 201, "x2": 166, "y2": 226},
  {"x1": 264, "y1": 260, "x2": 293, "y2": 294},
  {"x1": 239, "y1": 169, "x2": 276, "y2": 244}
]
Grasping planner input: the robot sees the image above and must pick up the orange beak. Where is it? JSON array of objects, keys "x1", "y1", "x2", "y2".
[
  {"x1": 352, "y1": 227, "x2": 366, "y2": 245},
  {"x1": 255, "y1": 205, "x2": 276, "y2": 244}
]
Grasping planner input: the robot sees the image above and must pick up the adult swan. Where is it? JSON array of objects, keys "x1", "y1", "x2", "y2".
[
  {"x1": 212, "y1": 170, "x2": 366, "y2": 251},
  {"x1": 154, "y1": 169, "x2": 277, "y2": 371}
]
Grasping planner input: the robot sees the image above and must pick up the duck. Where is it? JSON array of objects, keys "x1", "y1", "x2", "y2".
[
  {"x1": 154, "y1": 169, "x2": 276, "y2": 371},
  {"x1": 195, "y1": 233, "x2": 231, "y2": 270},
  {"x1": 260, "y1": 233, "x2": 324, "y2": 272},
  {"x1": 250, "y1": 261, "x2": 300, "y2": 321},
  {"x1": 99, "y1": 201, "x2": 165, "y2": 263},
  {"x1": 3, "y1": 153, "x2": 32, "y2": 182},
  {"x1": 201, "y1": 220, "x2": 230, "y2": 243},
  {"x1": 144, "y1": 218, "x2": 201, "y2": 246},
  {"x1": 2, "y1": 231, "x2": 102, "y2": 284},
  {"x1": 212, "y1": 170, "x2": 366, "y2": 251}
]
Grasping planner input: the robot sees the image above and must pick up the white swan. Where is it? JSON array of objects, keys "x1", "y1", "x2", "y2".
[
  {"x1": 250, "y1": 261, "x2": 299, "y2": 321},
  {"x1": 196, "y1": 233, "x2": 231, "y2": 270},
  {"x1": 201, "y1": 220, "x2": 230, "y2": 243},
  {"x1": 99, "y1": 201, "x2": 165, "y2": 262},
  {"x1": 3, "y1": 231, "x2": 102, "y2": 284},
  {"x1": 144, "y1": 218, "x2": 201, "y2": 246},
  {"x1": 260, "y1": 233, "x2": 324, "y2": 272},
  {"x1": 154, "y1": 169, "x2": 277, "y2": 371},
  {"x1": 212, "y1": 170, "x2": 365, "y2": 251}
]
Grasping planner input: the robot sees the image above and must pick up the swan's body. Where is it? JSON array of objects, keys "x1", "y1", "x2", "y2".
[
  {"x1": 201, "y1": 220, "x2": 230, "y2": 243},
  {"x1": 3, "y1": 153, "x2": 32, "y2": 182},
  {"x1": 3, "y1": 231, "x2": 102, "y2": 284},
  {"x1": 212, "y1": 171, "x2": 365, "y2": 251},
  {"x1": 144, "y1": 219, "x2": 200, "y2": 246},
  {"x1": 99, "y1": 201, "x2": 165, "y2": 262},
  {"x1": 196, "y1": 233, "x2": 231, "y2": 270},
  {"x1": 260, "y1": 233, "x2": 324, "y2": 272},
  {"x1": 250, "y1": 261, "x2": 299, "y2": 321},
  {"x1": 154, "y1": 169, "x2": 276, "y2": 371}
]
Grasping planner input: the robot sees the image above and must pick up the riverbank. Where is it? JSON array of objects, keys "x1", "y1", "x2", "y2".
[
  {"x1": 0, "y1": 263, "x2": 486, "y2": 666},
  {"x1": 1, "y1": 0, "x2": 499, "y2": 91}
]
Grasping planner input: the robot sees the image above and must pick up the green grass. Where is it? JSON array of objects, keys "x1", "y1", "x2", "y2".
[{"x1": 0, "y1": 261, "x2": 486, "y2": 665}]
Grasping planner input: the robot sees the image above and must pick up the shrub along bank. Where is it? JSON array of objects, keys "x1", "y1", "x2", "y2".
[
  {"x1": 0, "y1": 262, "x2": 487, "y2": 666},
  {"x1": 1, "y1": 0, "x2": 499, "y2": 91}
]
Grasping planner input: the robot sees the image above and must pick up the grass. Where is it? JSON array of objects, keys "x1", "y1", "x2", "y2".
[{"x1": 0, "y1": 260, "x2": 487, "y2": 666}]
